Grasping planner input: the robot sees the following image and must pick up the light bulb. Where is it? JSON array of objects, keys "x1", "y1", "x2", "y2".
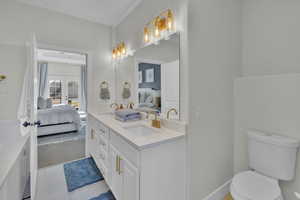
[
  {"x1": 117, "y1": 46, "x2": 121, "y2": 57},
  {"x1": 121, "y1": 42, "x2": 126, "y2": 55},
  {"x1": 154, "y1": 17, "x2": 161, "y2": 38},
  {"x1": 112, "y1": 49, "x2": 116, "y2": 59},
  {"x1": 144, "y1": 27, "x2": 150, "y2": 43},
  {"x1": 166, "y1": 9, "x2": 174, "y2": 31},
  {"x1": 155, "y1": 27, "x2": 160, "y2": 38}
]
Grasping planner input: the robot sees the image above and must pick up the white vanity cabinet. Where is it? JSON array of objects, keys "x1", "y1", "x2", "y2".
[
  {"x1": 0, "y1": 139, "x2": 30, "y2": 200},
  {"x1": 109, "y1": 134, "x2": 139, "y2": 200},
  {"x1": 87, "y1": 114, "x2": 186, "y2": 200}
]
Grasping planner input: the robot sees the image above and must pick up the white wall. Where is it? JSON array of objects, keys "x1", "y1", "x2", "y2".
[
  {"x1": 234, "y1": 75, "x2": 300, "y2": 200},
  {"x1": 47, "y1": 62, "x2": 81, "y2": 77},
  {"x1": 0, "y1": 0, "x2": 113, "y2": 120},
  {"x1": 188, "y1": 0, "x2": 241, "y2": 199},
  {"x1": 234, "y1": 1, "x2": 300, "y2": 199},
  {"x1": 0, "y1": 44, "x2": 26, "y2": 120},
  {"x1": 242, "y1": 0, "x2": 300, "y2": 76}
]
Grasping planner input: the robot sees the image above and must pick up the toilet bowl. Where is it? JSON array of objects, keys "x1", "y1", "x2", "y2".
[
  {"x1": 230, "y1": 130, "x2": 300, "y2": 200},
  {"x1": 230, "y1": 171, "x2": 282, "y2": 200}
]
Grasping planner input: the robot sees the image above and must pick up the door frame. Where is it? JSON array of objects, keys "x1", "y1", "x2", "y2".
[{"x1": 37, "y1": 43, "x2": 91, "y2": 111}]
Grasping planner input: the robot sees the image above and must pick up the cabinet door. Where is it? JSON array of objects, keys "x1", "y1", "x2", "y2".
[
  {"x1": 6, "y1": 156, "x2": 22, "y2": 200},
  {"x1": 122, "y1": 158, "x2": 139, "y2": 200},
  {"x1": 110, "y1": 145, "x2": 123, "y2": 200}
]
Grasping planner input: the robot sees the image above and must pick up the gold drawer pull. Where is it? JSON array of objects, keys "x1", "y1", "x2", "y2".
[
  {"x1": 118, "y1": 156, "x2": 122, "y2": 175},
  {"x1": 116, "y1": 155, "x2": 119, "y2": 172}
]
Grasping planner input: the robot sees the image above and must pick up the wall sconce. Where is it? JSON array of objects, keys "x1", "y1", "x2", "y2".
[
  {"x1": 143, "y1": 9, "x2": 176, "y2": 45},
  {"x1": 0, "y1": 75, "x2": 6, "y2": 82},
  {"x1": 112, "y1": 42, "x2": 134, "y2": 62}
]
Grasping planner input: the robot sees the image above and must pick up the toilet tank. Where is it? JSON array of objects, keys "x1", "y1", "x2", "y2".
[{"x1": 248, "y1": 130, "x2": 300, "y2": 181}]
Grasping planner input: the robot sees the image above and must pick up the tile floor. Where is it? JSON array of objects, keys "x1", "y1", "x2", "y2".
[{"x1": 36, "y1": 163, "x2": 109, "y2": 200}]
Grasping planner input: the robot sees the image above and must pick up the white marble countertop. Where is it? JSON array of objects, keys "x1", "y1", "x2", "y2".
[
  {"x1": 89, "y1": 112, "x2": 186, "y2": 150},
  {"x1": 0, "y1": 120, "x2": 30, "y2": 187}
]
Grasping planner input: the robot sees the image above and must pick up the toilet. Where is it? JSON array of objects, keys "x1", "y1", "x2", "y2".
[{"x1": 230, "y1": 130, "x2": 300, "y2": 200}]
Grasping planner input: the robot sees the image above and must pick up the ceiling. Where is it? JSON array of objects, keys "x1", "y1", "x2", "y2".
[{"x1": 17, "y1": 0, "x2": 143, "y2": 26}]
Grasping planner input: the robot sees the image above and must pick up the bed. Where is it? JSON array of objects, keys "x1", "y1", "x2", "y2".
[
  {"x1": 37, "y1": 105, "x2": 81, "y2": 137},
  {"x1": 138, "y1": 89, "x2": 161, "y2": 112}
]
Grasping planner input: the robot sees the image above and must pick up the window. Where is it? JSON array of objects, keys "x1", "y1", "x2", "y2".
[
  {"x1": 68, "y1": 81, "x2": 79, "y2": 99},
  {"x1": 49, "y1": 80, "x2": 62, "y2": 104}
]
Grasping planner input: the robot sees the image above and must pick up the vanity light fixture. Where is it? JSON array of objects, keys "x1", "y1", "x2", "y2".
[
  {"x1": 143, "y1": 9, "x2": 176, "y2": 45},
  {"x1": 112, "y1": 42, "x2": 134, "y2": 62}
]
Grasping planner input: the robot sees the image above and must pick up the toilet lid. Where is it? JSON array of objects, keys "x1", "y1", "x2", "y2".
[{"x1": 231, "y1": 171, "x2": 281, "y2": 200}]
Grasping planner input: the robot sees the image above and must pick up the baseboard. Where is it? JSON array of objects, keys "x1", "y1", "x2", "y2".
[{"x1": 202, "y1": 179, "x2": 232, "y2": 200}]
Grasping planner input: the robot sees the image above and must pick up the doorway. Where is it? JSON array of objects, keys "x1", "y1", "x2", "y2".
[{"x1": 36, "y1": 48, "x2": 88, "y2": 168}]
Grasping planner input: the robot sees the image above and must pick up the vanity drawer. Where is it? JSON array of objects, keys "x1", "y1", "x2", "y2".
[
  {"x1": 98, "y1": 134, "x2": 109, "y2": 153},
  {"x1": 95, "y1": 121, "x2": 109, "y2": 139},
  {"x1": 110, "y1": 130, "x2": 139, "y2": 167}
]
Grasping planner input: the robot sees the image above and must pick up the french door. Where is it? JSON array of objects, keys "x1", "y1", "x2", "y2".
[{"x1": 48, "y1": 77, "x2": 81, "y2": 109}]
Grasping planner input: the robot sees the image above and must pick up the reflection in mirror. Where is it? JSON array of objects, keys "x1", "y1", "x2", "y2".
[{"x1": 115, "y1": 34, "x2": 180, "y2": 120}]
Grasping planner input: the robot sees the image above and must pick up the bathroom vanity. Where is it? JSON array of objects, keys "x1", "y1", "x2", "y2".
[
  {"x1": 86, "y1": 113, "x2": 186, "y2": 200},
  {"x1": 0, "y1": 121, "x2": 30, "y2": 200}
]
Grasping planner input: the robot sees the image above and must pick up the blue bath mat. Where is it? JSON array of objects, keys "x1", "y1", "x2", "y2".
[
  {"x1": 90, "y1": 190, "x2": 116, "y2": 200},
  {"x1": 64, "y1": 157, "x2": 104, "y2": 192}
]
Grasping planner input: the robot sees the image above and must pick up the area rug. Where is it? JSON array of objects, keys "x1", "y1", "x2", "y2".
[
  {"x1": 64, "y1": 157, "x2": 104, "y2": 192},
  {"x1": 90, "y1": 190, "x2": 116, "y2": 200}
]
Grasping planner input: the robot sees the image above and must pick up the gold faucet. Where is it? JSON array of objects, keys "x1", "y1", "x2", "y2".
[
  {"x1": 110, "y1": 103, "x2": 119, "y2": 110},
  {"x1": 149, "y1": 111, "x2": 161, "y2": 128},
  {"x1": 167, "y1": 108, "x2": 178, "y2": 120}
]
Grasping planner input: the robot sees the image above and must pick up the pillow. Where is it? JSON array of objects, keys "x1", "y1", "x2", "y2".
[
  {"x1": 46, "y1": 98, "x2": 53, "y2": 108},
  {"x1": 37, "y1": 96, "x2": 47, "y2": 109}
]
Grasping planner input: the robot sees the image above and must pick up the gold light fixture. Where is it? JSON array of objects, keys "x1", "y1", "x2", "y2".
[
  {"x1": 112, "y1": 42, "x2": 128, "y2": 61},
  {"x1": 143, "y1": 9, "x2": 175, "y2": 45}
]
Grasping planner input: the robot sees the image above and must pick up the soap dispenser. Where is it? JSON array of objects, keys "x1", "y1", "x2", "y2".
[{"x1": 151, "y1": 112, "x2": 161, "y2": 128}]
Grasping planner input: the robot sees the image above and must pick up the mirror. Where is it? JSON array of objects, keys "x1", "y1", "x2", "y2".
[{"x1": 115, "y1": 34, "x2": 180, "y2": 120}]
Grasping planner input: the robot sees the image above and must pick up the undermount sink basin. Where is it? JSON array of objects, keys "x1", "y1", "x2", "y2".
[{"x1": 124, "y1": 125, "x2": 159, "y2": 137}]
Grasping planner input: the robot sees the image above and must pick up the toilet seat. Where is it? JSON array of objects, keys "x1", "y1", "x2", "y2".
[{"x1": 230, "y1": 171, "x2": 282, "y2": 200}]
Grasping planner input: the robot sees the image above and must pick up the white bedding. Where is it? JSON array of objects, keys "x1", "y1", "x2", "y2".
[{"x1": 37, "y1": 105, "x2": 80, "y2": 130}]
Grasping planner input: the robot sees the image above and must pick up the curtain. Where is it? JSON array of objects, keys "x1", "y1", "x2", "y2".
[
  {"x1": 38, "y1": 62, "x2": 48, "y2": 98},
  {"x1": 81, "y1": 65, "x2": 87, "y2": 111}
]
